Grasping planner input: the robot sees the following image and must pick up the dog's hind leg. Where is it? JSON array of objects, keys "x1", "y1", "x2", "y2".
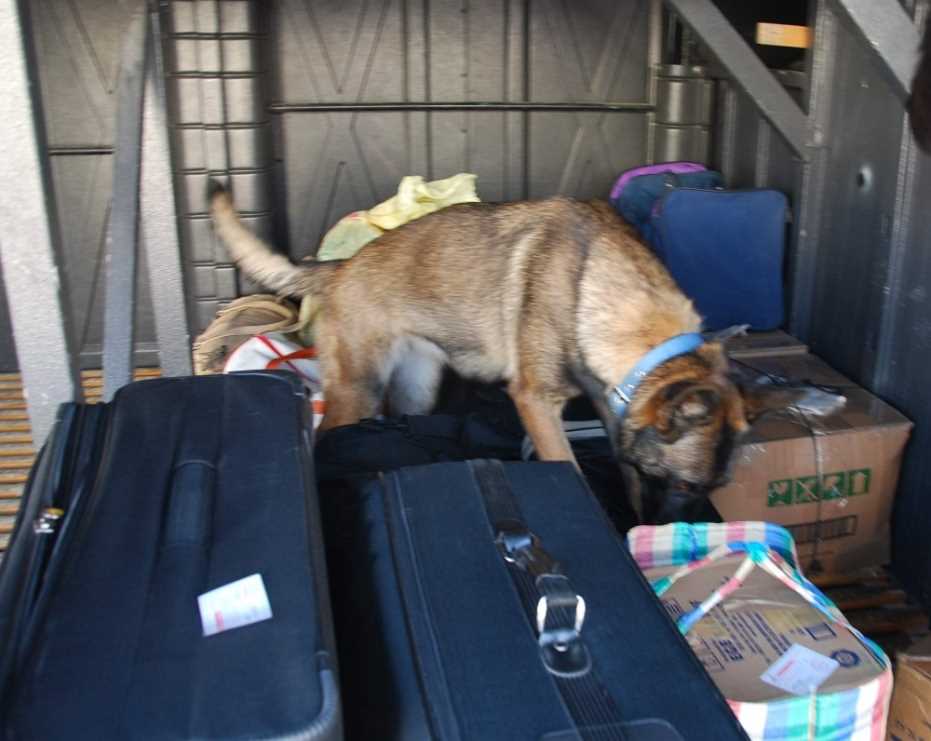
[
  {"x1": 386, "y1": 338, "x2": 446, "y2": 416},
  {"x1": 315, "y1": 332, "x2": 389, "y2": 434}
]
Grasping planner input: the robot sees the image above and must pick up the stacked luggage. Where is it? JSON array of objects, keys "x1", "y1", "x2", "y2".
[{"x1": 0, "y1": 372, "x2": 749, "y2": 740}]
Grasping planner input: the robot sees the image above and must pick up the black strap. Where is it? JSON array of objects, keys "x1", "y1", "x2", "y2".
[{"x1": 471, "y1": 459, "x2": 630, "y2": 741}]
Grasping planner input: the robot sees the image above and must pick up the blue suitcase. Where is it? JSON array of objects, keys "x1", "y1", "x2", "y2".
[
  {"x1": 0, "y1": 372, "x2": 341, "y2": 740},
  {"x1": 651, "y1": 188, "x2": 788, "y2": 331},
  {"x1": 332, "y1": 459, "x2": 748, "y2": 740}
]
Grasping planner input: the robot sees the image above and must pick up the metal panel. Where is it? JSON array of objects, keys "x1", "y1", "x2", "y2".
[
  {"x1": 873, "y1": 1, "x2": 931, "y2": 606},
  {"x1": 272, "y1": 0, "x2": 412, "y2": 105},
  {"x1": 270, "y1": 0, "x2": 651, "y2": 253},
  {"x1": 802, "y1": 16, "x2": 907, "y2": 384},
  {"x1": 714, "y1": 79, "x2": 802, "y2": 193},
  {"x1": 529, "y1": 0, "x2": 648, "y2": 103},
  {"x1": 830, "y1": 0, "x2": 921, "y2": 100},
  {"x1": 13, "y1": 0, "x2": 158, "y2": 372},
  {"x1": 279, "y1": 112, "x2": 427, "y2": 259},
  {"x1": 0, "y1": 0, "x2": 81, "y2": 442},
  {"x1": 46, "y1": 156, "x2": 158, "y2": 371},
  {"x1": 527, "y1": 0, "x2": 649, "y2": 194},
  {"x1": 529, "y1": 113, "x2": 648, "y2": 198},
  {"x1": 885, "y1": 145, "x2": 931, "y2": 604}
]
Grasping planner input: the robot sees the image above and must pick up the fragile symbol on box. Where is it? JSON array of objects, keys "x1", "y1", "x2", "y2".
[
  {"x1": 760, "y1": 644, "x2": 839, "y2": 696},
  {"x1": 198, "y1": 573, "x2": 273, "y2": 637},
  {"x1": 767, "y1": 468, "x2": 872, "y2": 507}
]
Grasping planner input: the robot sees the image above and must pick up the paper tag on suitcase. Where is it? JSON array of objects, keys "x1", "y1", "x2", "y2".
[
  {"x1": 198, "y1": 573, "x2": 273, "y2": 636},
  {"x1": 760, "y1": 643, "x2": 839, "y2": 696}
]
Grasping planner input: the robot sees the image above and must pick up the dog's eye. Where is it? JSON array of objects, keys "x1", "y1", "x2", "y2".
[{"x1": 674, "y1": 388, "x2": 720, "y2": 427}]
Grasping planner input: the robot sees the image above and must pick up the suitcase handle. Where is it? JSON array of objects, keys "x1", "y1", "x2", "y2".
[
  {"x1": 471, "y1": 460, "x2": 635, "y2": 741},
  {"x1": 163, "y1": 388, "x2": 221, "y2": 547},
  {"x1": 164, "y1": 461, "x2": 215, "y2": 546}
]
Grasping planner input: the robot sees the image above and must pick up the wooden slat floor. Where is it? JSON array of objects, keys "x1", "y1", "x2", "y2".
[{"x1": 0, "y1": 368, "x2": 161, "y2": 552}]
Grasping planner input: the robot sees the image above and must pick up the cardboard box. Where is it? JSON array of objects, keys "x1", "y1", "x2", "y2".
[
  {"x1": 888, "y1": 637, "x2": 931, "y2": 740},
  {"x1": 711, "y1": 353, "x2": 912, "y2": 575}
]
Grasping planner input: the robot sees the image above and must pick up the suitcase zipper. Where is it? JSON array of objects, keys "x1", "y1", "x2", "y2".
[
  {"x1": 32, "y1": 507, "x2": 64, "y2": 535},
  {"x1": 14, "y1": 404, "x2": 109, "y2": 672}
]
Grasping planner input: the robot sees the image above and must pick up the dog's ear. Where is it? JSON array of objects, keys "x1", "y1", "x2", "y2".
[
  {"x1": 651, "y1": 383, "x2": 721, "y2": 442},
  {"x1": 738, "y1": 383, "x2": 847, "y2": 424}
]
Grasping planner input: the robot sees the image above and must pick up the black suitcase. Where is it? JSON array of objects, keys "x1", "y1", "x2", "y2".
[
  {"x1": 332, "y1": 459, "x2": 748, "y2": 740},
  {"x1": 0, "y1": 372, "x2": 341, "y2": 740}
]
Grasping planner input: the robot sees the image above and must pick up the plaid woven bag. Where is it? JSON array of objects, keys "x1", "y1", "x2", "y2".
[{"x1": 628, "y1": 522, "x2": 892, "y2": 741}]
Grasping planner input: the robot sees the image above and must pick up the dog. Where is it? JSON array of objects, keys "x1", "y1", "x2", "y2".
[
  {"x1": 910, "y1": 14, "x2": 931, "y2": 153},
  {"x1": 210, "y1": 181, "x2": 841, "y2": 518}
]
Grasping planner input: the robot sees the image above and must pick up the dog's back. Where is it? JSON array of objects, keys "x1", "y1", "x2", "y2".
[{"x1": 312, "y1": 197, "x2": 693, "y2": 384}]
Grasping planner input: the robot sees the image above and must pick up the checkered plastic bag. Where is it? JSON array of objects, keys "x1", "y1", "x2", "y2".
[{"x1": 628, "y1": 522, "x2": 892, "y2": 741}]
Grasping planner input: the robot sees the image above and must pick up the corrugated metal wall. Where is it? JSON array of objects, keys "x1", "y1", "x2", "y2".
[
  {"x1": 267, "y1": 0, "x2": 652, "y2": 261},
  {"x1": 1, "y1": 0, "x2": 657, "y2": 358},
  {"x1": 0, "y1": 0, "x2": 156, "y2": 372}
]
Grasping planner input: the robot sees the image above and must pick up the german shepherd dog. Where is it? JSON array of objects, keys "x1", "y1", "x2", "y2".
[{"x1": 210, "y1": 182, "x2": 841, "y2": 519}]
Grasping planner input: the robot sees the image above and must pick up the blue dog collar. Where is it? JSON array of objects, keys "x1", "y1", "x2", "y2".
[{"x1": 607, "y1": 333, "x2": 704, "y2": 418}]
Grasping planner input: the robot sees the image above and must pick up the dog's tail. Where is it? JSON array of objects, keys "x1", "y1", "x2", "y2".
[{"x1": 209, "y1": 180, "x2": 332, "y2": 295}]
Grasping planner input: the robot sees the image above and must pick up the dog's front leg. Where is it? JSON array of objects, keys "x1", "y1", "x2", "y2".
[
  {"x1": 620, "y1": 463, "x2": 644, "y2": 523},
  {"x1": 510, "y1": 388, "x2": 576, "y2": 464}
]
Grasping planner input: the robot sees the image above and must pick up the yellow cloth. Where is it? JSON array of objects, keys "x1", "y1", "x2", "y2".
[
  {"x1": 316, "y1": 173, "x2": 480, "y2": 261},
  {"x1": 366, "y1": 173, "x2": 480, "y2": 230}
]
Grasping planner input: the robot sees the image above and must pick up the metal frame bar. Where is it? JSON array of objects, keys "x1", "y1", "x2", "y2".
[
  {"x1": 645, "y1": 0, "x2": 664, "y2": 163},
  {"x1": 141, "y1": 2, "x2": 192, "y2": 378},
  {"x1": 102, "y1": 7, "x2": 148, "y2": 401},
  {"x1": 48, "y1": 146, "x2": 115, "y2": 156},
  {"x1": 268, "y1": 101, "x2": 655, "y2": 113},
  {"x1": 789, "y1": 1, "x2": 838, "y2": 339},
  {"x1": 0, "y1": 0, "x2": 82, "y2": 444},
  {"x1": 664, "y1": 0, "x2": 808, "y2": 157},
  {"x1": 830, "y1": 0, "x2": 921, "y2": 100}
]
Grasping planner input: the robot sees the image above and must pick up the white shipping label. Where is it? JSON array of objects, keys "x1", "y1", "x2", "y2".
[
  {"x1": 198, "y1": 574, "x2": 273, "y2": 637},
  {"x1": 760, "y1": 643, "x2": 839, "y2": 696}
]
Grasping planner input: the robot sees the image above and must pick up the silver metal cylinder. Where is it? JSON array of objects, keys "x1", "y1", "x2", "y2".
[
  {"x1": 655, "y1": 65, "x2": 714, "y2": 124},
  {"x1": 651, "y1": 64, "x2": 714, "y2": 163}
]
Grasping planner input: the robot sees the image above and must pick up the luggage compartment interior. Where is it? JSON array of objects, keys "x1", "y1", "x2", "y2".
[{"x1": 2, "y1": 1, "x2": 931, "y2": 731}]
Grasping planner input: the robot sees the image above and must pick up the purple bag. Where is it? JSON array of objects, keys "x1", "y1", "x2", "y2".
[{"x1": 608, "y1": 161, "x2": 706, "y2": 203}]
